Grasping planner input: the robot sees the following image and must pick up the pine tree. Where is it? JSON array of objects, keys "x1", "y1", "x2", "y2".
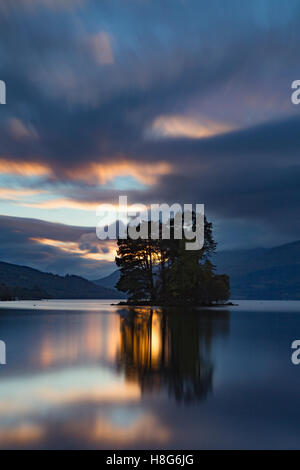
[{"x1": 115, "y1": 215, "x2": 230, "y2": 305}]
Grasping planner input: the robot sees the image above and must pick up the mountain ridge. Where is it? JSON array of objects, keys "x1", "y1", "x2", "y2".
[{"x1": 0, "y1": 260, "x2": 121, "y2": 299}]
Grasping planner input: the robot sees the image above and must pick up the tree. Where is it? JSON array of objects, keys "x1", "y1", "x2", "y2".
[
  {"x1": 116, "y1": 230, "x2": 161, "y2": 303},
  {"x1": 0, "y1": 283, "x2": 14, "y2": 301},
  {"x1": 208, "y1": 274, "x2": 230, "y2": 304},
  {"x1": 115, "y1": 215, "x2": 230, "y2": 305}
]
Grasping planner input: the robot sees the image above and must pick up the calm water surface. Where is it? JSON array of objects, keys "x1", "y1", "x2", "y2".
[{"x1": 0, "y1": 299, "x2": 300, "y2": 449}]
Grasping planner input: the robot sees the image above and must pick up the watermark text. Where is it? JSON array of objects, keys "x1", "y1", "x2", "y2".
[
  {"x1": 96, "y1": 196, "x2": 204, "y2": 250},
  {"x1": 291, "y1": 80, "x2": 300, "y2": 105},
  {"x1": 0, "y1": 340, "x2": 6, "y2": 365},
  {"x1": 0, "y1": 80, "x2": 6, "y2": 104}
]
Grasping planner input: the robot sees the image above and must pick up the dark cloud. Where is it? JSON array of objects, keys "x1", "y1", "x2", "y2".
[
  {"x1": 1, "y1": 0, "x2": 300, "y2": 269},
  {"x1": 46, "y1": 115, "x2": 300, "y2": 242}
]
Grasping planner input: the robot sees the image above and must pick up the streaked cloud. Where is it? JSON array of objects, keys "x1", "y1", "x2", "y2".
[
  {"x1": 148, "y1": 114, "x2": 233, "y2": 139},
  {"x1": 0, "y1": 0, "x2": 300, "y2": 275},
  {"x1": 30, "y1": 235, "x2": 116, "y2": 262},
  {"x1": 0, "y1": 187, "x2": 44, "y2": 201},
  {"x1": 0, "y1": 159, "x2": 50, "y2": 177},
  {"x1": 66, "y1": 160, "x2": 173, "y2": 186}
]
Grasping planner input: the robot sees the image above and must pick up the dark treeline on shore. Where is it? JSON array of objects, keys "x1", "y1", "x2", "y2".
[
  {"x1": 0, "y1": 282, "x2": 49, "y2": 301},
  {"x1": 116, "y1": 215, "x2": 230, "y2": 306}
]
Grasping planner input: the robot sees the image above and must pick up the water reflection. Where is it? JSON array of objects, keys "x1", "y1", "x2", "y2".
[
  {"x1": 37, "y1": 314, "x2": 121, "y2": 369},
  {"x1": 116, "y1": 307, "x2": 230, "y2": 403},
  {"x1": 0, "y1": 302, "x2": 230, "y2": 449},
  {"x1": 3, "y1": 301, "x2": 300, "y2": 449}
]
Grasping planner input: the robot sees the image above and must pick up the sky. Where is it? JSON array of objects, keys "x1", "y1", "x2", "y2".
[{"x1": 0, "y1": 0, "x2": 300, "y2": 279}]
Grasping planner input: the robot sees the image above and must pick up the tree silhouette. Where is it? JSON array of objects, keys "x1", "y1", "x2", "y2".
[{"x1": 115, "y1": 215, "x2": 230, "y2": 305}]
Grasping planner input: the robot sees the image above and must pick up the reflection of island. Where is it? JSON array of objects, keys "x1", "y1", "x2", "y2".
[
  {"x1": 16, "y1": 306, "x2": 230, "y2": 405},
  {"x1": 116, "y1": 307, "x2": 230, "y2": 403}
]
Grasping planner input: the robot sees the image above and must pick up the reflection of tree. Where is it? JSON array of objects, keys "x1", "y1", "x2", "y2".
[{"x1": 116, "y1": 307, "x2": 230, "y2": 403}]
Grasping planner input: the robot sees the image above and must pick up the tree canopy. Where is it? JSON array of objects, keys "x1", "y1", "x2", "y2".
[{"x1": 115, "y1": 215, "x2": 230, "y2": 306}]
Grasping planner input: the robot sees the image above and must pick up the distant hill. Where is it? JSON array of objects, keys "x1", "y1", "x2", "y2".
[
  {"x1": 95, "y1": 240, "x2": 300, "y2": 300},
  {"x1": 213, "y1": 240, "x2": 300, "y2": 300},
  {"x1": 93, "y1": 270, "x2": 120, "y2": 290},
  {"x1": 0, "y1": 261, "x2": 121, "y2": 300}
]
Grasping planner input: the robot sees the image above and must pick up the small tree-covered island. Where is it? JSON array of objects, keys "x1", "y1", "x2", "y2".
[{"x1": 115, "y1": 215, "x2": 231, "y2": 306}]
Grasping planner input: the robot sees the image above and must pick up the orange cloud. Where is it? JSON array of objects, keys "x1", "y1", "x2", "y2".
[
  {"x1": 0, "y1": 158, "x2": 50, "y2": 177},
  {"x1": 67, "y1": 159, "x2": 172, "y2": 185},
  {"x1": 0, "y1": 158, "x2": 172, "y2": 187},
  {"x1": 150, "y1": 114, "x2": 233, "y2": 139},
  {"x1": 30, "y1": 237, "x2": 116, "y2": 262},
  {"x1": 0, "y1": 187, "x2": 44, "y2": 201}
]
